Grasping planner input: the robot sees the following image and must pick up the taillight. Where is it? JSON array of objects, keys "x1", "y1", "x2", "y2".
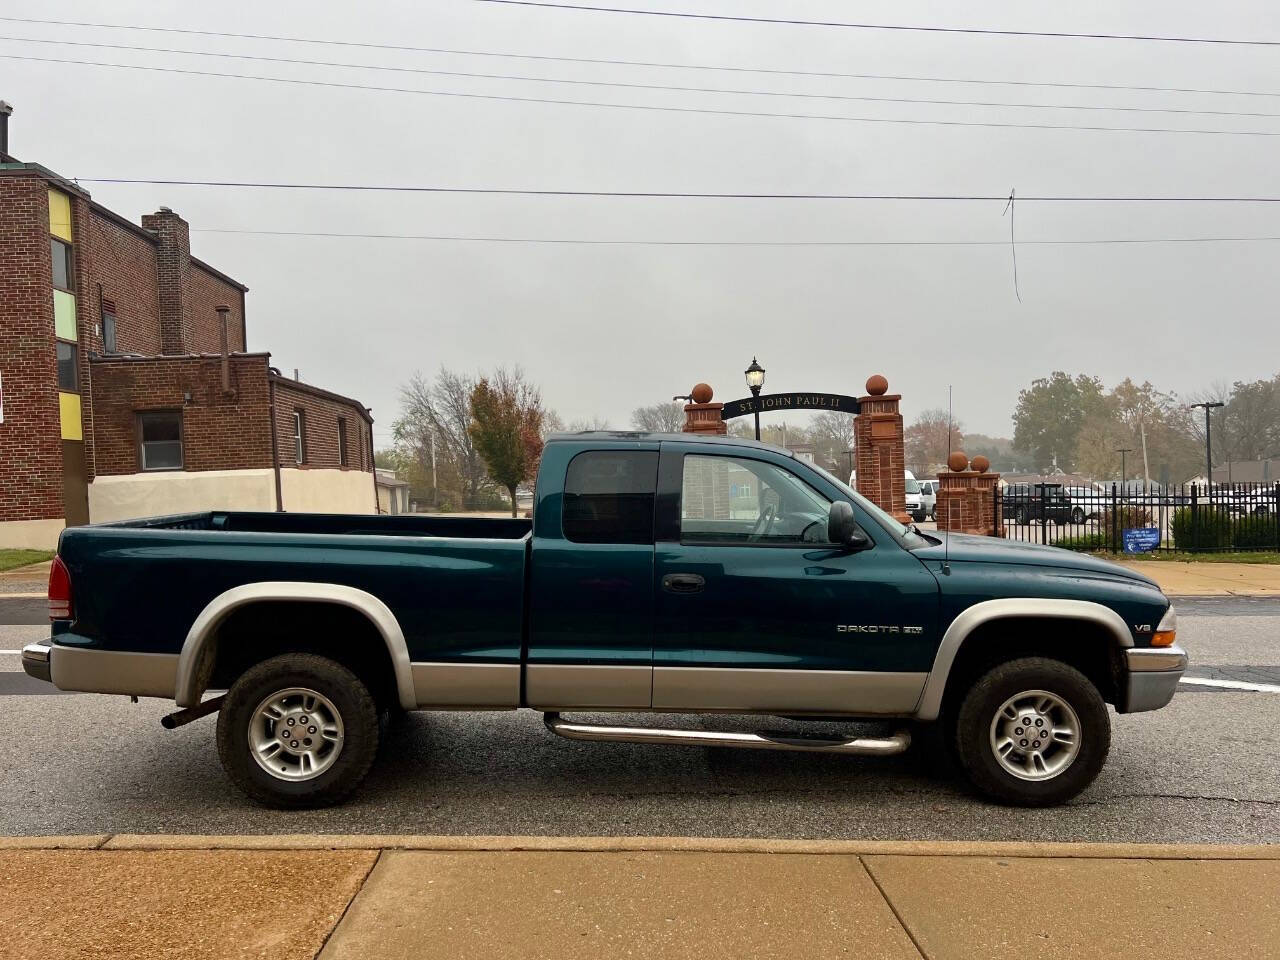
[{"x1": 48, "y1": 555, "x2": 73, "y2": 620}]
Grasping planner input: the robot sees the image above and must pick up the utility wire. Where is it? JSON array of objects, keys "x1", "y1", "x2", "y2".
[
  {"x1": 76, "y1": 180, "x2": 1280, "y2": 203},
  {"x1": 190, "y1": 228, "x2": 1280, "y2": 246},
  {"x1": 8, "y1": 54, "x2": 1278, "y2": 137},
  {"x1": 3, "y1": 36, "x2": 1276, "y2": 119},
  {"x1": 3, "y1": 17, "x2": 1274, "y2": 99},
  {"x1": 473, "y1": 0, "x2": 1280, "y2": 47}
]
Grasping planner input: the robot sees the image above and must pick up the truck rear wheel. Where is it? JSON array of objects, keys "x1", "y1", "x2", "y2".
[
  {"x1": 216, "y1": 653, "x2": 379, "y2": 808},
  {"x1": 953, "y1": 657, "x2": 1109, "y2": 807}
]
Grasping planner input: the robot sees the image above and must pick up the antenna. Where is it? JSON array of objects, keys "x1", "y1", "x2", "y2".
[{"x1": 943, "y1": 385, "x2": 953, "y2": 573}]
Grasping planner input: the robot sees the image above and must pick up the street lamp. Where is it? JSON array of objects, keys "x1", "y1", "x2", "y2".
[
  {"x1": 744, "y1": 357, "x2": 766, "y2": 441},
  {"x1": 1189, "y1": 401, "x2": 1224, "y2": 502},
  {"x1": 1115, "y1": 447, "x2": 1133, "y2": 492}
]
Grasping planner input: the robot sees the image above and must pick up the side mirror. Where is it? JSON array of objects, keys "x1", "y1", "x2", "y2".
[{"x1": 827, "y1": 501, "x2": 870, "y2": 550}]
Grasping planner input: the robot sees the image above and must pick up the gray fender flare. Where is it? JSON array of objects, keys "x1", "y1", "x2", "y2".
[
  {"x1": 174, "y1": 582, "x2": 416, "y2": 710},
  {"x1": 914, "y1": 598, "x2": 1133, "y2": 721}
]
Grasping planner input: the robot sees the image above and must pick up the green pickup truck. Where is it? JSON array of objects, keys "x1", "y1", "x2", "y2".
[{"x1": 23, "y1": 432, "x2": 1185, "y2": 809}]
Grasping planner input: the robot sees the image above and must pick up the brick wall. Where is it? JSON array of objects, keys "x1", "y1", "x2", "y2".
[
  {"x1": 272, "y1": 378, "x2": 372, "y2": 472},
  {"x1": 89, "y1": 354, "x2": 274, "y2": 476},
  {"x1": 84, "y1": 208, "x2": 161, "y2": 356},
  {"x1": 187, "y1": 261, "x2": 246, "y2": 354},
  {"x1": 0, "y1": 175, "x2": 63, "y2": 522}
]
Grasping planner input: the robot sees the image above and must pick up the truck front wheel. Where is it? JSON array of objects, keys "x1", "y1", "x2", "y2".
[
  {"x1": 953, "y1": 657, "x2": 1109, "y2": 806},
  {"x1": 216, "y1": 653, "x2": 379, "y2": 808}
]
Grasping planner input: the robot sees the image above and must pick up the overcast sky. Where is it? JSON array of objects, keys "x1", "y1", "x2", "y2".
[{"x1": 4, "y1": 0, "x2": 1278, "y2": 446}]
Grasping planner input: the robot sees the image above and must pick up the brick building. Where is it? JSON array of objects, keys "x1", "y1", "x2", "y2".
[{"x1": 0, "y1": 107, "x2": 375, "y2": 548}]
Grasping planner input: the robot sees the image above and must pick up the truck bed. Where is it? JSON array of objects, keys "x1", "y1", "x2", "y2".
[{"x1": 105, "y1": 511, "x2": 532, "y2": 540}]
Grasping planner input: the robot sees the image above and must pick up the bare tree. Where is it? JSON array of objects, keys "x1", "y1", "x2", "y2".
[
  {"x1": 905, "y1": 408, "x2": 964, "y2": 476},
  {"x1": 393, "y1": 367, "x2": 490, "y2": 509},
  {"x1": 566, "y1": 416, "x2": 612, "y2": 432},
  {"x1": 631, "y1": 401, "x2": 685, "y2": 433}
]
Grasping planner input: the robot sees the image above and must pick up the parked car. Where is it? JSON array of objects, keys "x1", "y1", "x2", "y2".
[
  {"x1": 1002, "y1": 483, "x2": 1075, "y2": 525},
  {"x1": 24, "y1": 432, "x2": 1184, "y2": 809},
  {"x1": 904, "y1": 472, "x2": 926, "y2": 523},
  {"x1": 1063, "y1": 486, "x2": 1105, "y2": 523},
  {"x1": 919, "y1": 479, "x2": 938, "y2": 519}
]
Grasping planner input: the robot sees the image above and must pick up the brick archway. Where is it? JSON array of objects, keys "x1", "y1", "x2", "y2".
[{"x1": 680, "y1": 376, "x2": 908, "y2": 522}]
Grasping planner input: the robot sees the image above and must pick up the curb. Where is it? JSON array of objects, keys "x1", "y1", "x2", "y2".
[{"x1": 2, "y1": 834, "x2": 1276, "y2": 859}]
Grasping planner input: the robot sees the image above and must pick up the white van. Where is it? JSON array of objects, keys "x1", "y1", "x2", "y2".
[{"x1": 848, "y1": 469, "x2": 927, "y2": 522}]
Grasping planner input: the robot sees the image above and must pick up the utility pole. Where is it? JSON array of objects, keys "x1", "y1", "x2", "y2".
[
  {"x1": 1189, "y1": 402, "x2": 1224, "y2": 503},
  {"x1": 1139, "y1": 421, "x2": 1151, "y2": 493},
  {"x1": 1115, "y1": 447, "x2": 1133, "y2": 491}
]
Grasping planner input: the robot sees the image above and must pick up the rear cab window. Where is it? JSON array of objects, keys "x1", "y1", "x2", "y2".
[{"x1": 562, "y1": 451, "x2": 659, "y2": 544}]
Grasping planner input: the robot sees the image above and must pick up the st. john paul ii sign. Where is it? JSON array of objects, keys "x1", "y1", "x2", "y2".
[{"x1": 720, "y1": 392, "x2": 861, "y2": 420}]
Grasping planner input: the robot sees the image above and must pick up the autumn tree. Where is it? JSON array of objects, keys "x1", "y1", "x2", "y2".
[
  {"x1": 905, "y1": 409, "x2": 964, "y2": 475},
  {"x1": 631, "y1": 401, "x2": 685, "y2": 433},
  {"x1": 469, "y1": 368, "x2": 546, "y2": 517}
]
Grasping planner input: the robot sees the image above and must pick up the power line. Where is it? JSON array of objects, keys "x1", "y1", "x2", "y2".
[
  {"x1": 3, "y1": 16, "x2": 1274, "y2": 99},
  {"x1": 191, "y1": 227, "x2": 1280, "y2": 247},
  {"x1": 4, "y1": 36, "x2": 1276, "y2": 119},
  {"x1": 8, "y1": 54, "x2": 1278, "y2": 137},
  {"x1": 76, "y1": 180, "x2": 1280, "y2": 202},
  {"x1": 473, "y1": 0, "x2": 1280, "y2": 47}
]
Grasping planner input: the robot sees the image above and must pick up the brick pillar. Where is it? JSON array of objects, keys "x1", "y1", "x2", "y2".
[
  {"x1": 853, "y1": 374, "x2": 909, "y2": 523},
  {"x1": 141, "y1": 207, "x2": 191, "y2": 354},
  {"x1": 681, "y1": 382, "x2": 727, "y2": 435},
  {"x1": 971, "y1": 455, "x2": 1004, "y2": 537},
  {"x1": 936, "y1": 452, "x2": 1002, "y2": 536}
]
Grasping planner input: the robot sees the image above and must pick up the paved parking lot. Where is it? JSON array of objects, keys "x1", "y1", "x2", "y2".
[{"x1": 1, "y1": 598, "x2": 1276, "y2": 842}]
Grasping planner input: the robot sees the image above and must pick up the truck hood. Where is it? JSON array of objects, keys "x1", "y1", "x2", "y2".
[{"x1": 913, "y1": 533, "x2": 1159, "y2": 588}]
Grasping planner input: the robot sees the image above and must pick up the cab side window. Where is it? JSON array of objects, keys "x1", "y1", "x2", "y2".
[
  {"x1": 680, "y1": 454, "x2": 831, "y2": 545},
  {"x1": 563, "y1": 451, "x2": 659, "y2": 544}
]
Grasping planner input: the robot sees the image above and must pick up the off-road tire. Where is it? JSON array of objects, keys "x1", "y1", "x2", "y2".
[
  {"x1": 217, "y1": 653, "x2": 379, "y2": 808},
  {"x1": 953, "y1": 657, "x2": 1109, "y2": 807}
]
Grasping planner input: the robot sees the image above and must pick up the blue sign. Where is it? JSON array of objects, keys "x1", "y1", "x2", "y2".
[{"x1": 1122, "y1": 528, "x2": 1161, "y2": 554}]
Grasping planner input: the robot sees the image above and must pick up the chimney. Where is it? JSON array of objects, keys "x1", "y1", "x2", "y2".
[
  {"x1": 0, "y1": 101, "x2": 12, "y2": 158},
  {"x1": 293, "y1": 368, "x2": 300, "y2": 381},
  {"x1": 140, "y1": 207, "x2": 191, "y2": 354},
  {"x1": 216, "y1": 305, "x2": 232, "y2": 393}
]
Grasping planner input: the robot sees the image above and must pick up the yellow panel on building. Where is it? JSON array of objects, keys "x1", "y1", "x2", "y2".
[
  {"x1": 59, "y1": 392, "x2": 82, "y2": 440},
  {"x1": 48, "y1": 189, "x2": 73, "y2": 241},
  {"x1": 54, "y1": 289, "x2": 77, "y2": 340}
]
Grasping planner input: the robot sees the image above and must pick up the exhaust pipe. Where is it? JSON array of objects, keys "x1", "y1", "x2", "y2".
[
  {"x1": 161, "y1": 695, "x2": 225, "y2": 729},
  {"x1": 543, "y1": 712, "x2": 911, "y2": 756}
]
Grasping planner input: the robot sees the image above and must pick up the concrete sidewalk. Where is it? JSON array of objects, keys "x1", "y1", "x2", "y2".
[
  {"x1": 1116, "y1": 559, "x2": 1280, "y2": 596},
  {"x1": 1, "y1": 836, "x2": 1275, "y2": 960}
]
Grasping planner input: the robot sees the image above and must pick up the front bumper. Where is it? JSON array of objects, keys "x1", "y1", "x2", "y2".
[
  {"x1": 1118, "y1": 644, "x2": 1187, "y2": 713},
  {"x1": 20, "y1": 642, "x2": 52, "y2": 684}
]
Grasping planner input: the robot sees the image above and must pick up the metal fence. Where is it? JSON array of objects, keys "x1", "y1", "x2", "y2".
[{"x1": 996, "y1": 482, "x2": 1280, "y2": 554}]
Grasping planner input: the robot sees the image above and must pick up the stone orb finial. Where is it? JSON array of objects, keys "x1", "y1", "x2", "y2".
[
  {"x1": 691, "y1": 383, "x2": 713, "y2": 404},
  {"x1": 948, "y1": 451, "x2": 969, "y2": 472},
  {"x1": 972, "y1": 455, "x2": 991, "y2": 474},
  {"x1": 865, "y1": 374, "x2": 889, "y2": 396}
]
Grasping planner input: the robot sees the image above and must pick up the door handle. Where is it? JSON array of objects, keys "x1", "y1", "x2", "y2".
[{"x1": 662, "y1": 573, "x2": 706, "y2": 595}]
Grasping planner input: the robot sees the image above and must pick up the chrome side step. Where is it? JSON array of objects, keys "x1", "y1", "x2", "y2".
[{"x1": 543, "y1": 712, "x2": 911, "y2": 756}]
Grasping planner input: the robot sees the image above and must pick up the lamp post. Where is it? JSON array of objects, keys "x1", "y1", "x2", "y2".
[
  {"x1": 744, "y1": 357, "x2": 766, "y2": 441},
  {"x1": 1115, "y1": 447, "x2": 1133, "y2": 492},
  {"x1": 1189, "y1": 401, "x2": 1224, "y2": 503}
]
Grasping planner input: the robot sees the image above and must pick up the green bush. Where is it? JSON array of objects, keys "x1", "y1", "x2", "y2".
[
  {"x1": 1054, "y1": 533, "x2": 1110, "y2": 552},
  {"x1": 1233, "y1": 513, "x2": 1279, "y2": 550},
  {"x1": 1171, "y1": 507, "x2": 1233, "y2": 551}
]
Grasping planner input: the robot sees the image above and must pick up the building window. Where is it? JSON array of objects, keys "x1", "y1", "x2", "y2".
[
  {"x1": 562, "y1": 451, "x2": 659, "y2": 544},
  {"x1": 293, "y1": 409, "x2": 306, "y2": 464},
  {"x1": 337, "y1": 418, "x2": 349, "y2": 467},
  {"x1": 56, "y1": 341, "x2": 78, "y2": 391},
  {"x1": 138, "y1": 411, "x2": 183, "y2": 471},
  {"x1": 51, "y1": 237, "x2": 74, "y2": 291},
  {"x1": 101, "y1": 297, "x2": 118, "y2": 354}
]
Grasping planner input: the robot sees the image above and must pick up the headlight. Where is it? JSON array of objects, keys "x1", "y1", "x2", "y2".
[{"x1": 1152, "y1": 605, "x2": 1177, "y2": 648}]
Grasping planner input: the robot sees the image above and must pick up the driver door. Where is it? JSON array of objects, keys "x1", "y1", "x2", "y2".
[{"x1": 651, "y1": 443, "x2": 937, "y2": 716}]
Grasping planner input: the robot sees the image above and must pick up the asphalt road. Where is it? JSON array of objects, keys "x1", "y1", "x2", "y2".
[{"x1": 1, "y1": 598, "x2": 1276, "y2": 842}]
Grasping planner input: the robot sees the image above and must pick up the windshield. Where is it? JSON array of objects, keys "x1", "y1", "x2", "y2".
[
  {"x1": 807, "y1": 461, "x2": 913, "y2": 540},
  {"x1": 905, "y1": 478, "x2": 921, "y2": 494}
]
